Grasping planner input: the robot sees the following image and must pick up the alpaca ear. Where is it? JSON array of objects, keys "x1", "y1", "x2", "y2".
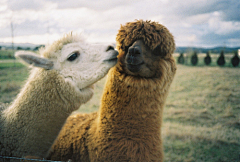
[{"x1": 15, "y1": 51, "x2": 54, "y2": 70}]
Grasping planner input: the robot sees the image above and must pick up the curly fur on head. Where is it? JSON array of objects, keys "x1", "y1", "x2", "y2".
[{"x1": 116, "y1": 19, "x2": 175, "y2": 59}]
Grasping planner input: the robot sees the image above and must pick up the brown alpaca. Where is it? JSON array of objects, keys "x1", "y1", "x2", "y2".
[{"x1": 48, "y1": 20, "x2": 177, "y2": 162}]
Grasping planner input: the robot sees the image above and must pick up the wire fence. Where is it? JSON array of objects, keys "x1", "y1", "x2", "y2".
[{"x1": 0, "y1": 155, "x2": 71, "y2": 162}]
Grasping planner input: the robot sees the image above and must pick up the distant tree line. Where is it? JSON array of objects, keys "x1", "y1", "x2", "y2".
[
  {"x1": 16, "y1": 45, "x2": 45, "y2": 51},
  {"x1": 0, "y1": 45, "x2": 45, "y2": 51},
  {"x1": 0, "y1": 45, "x2": 45, "y2": 60},
  {"x1": 176, "y1": 46, "x2": 240, "y2": 54},
  {"x1": 177, "y1": 51, "x2": 240, "y2": 67}
]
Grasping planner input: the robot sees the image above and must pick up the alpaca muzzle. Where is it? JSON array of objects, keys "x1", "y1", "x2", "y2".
[
  {"x1": 126, "y1": 46, "x2": 144, "y2": 65},
  {"x1": 103, "y1": 49, "x2": 119, "y2": 63}
]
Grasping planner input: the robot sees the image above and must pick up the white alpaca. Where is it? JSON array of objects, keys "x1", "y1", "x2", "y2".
[{"x1": 0, "y1": 33, "x2": 118, "y2": 159}]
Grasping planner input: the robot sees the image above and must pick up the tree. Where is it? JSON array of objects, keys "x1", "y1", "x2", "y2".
[
  {"x1": 217, "y1": 50, "x2": 225, "y2": 66},
  {"x1": 204, "y1": 51, "x2": 212, "y2": 65},
  {"x1": 191, "y1": 51, "x2": 198, "y2": 66},
  {"x1": 231, "y1": 51, "x2": 239, "y2": 67},
  {"x1": 177, "y1": 53, "x2": 185, "y2": 64}
]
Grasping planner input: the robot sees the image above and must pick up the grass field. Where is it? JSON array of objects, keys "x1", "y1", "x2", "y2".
[
  {"x1": 0, "y1": 61, "x2": 28, "y2": 103},
  {"x1": 0, "y1": 49, "x2": 15, "y2": 59},
  {"x1": 0, "y1": 59, "x2": 239, "y2": 162}
]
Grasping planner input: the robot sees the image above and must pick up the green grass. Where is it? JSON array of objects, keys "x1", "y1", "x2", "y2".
[
  {"x1": 0, "y1": 61, "x2": 25, "y2": 69},
  {"x1": 0, "y1": 49, "x2": 15, "y2": 59},
  {"x1": 162, "y1": 65, "x2": 240, "y2": 161},
  {"x1": 0, "y1": 61, "x2": 29, "y2": 103},
  {"x1": 1, "y1": 59, "x2": 240, "y2": 162}
]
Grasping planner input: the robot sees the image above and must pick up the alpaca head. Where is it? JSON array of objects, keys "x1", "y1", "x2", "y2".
[
  {"x1": 15, "y1": 33, "x2": 118, "y2": 92},
  {"x1": 116, "y1": 20, "x2": 175, "y2": 78}
]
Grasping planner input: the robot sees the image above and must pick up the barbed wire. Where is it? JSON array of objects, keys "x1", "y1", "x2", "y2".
[{"x1": 0, "y1": 155, "x2": 71, "y2": 162}]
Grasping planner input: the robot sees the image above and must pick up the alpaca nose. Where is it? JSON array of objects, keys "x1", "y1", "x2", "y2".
[
  {"x1": 126, "y1": 46, "x2": 143, "y2": 65},
  {"x1": 106, "y1": 45, "x2": 115, "y2": 52},
  {"x1": 128, "y1": 46, "x2": 141, "y2": 55}
]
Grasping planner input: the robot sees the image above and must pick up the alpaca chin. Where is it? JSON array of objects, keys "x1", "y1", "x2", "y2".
[{"x1": 126, "y1": 63, "x2": 142, "y2": 73}]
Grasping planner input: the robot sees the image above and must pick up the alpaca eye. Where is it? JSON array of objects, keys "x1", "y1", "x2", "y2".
[{"x1": 67, "y1": 51, "x2": 80, "y2": 61}]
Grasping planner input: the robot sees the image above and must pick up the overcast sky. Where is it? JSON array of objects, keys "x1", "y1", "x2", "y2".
[{"x1": 0, "y1": 0, "x2": 239, "y2": 47}]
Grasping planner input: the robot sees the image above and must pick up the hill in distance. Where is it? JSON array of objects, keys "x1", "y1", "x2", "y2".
[
  {"x1": 0, "y1": 42, "x2": 239, "y2": 54},
  {"x1": 176, "y1": 46, "x2": 240, "y2": 54}
]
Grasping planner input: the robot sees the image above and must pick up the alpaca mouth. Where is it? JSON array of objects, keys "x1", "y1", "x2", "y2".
[
  {"x1": 126, "y1": 62, "x2": 144, "y2": 73},
  {"x1": 79, "y1": 85, "x2": 94, "y2": 93},
  {"x1": 125, "y1": 54, "x2": 144, "y2": 73},
  {"x1": 103, "y1": 50, "x2": 119, "y2": 63},
  {"x1": 104, "y1": 57, "x2": 118, "y2": 62}
]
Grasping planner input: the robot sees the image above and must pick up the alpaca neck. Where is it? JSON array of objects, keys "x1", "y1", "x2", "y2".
[
  {"x1": 98, "y1": 66, "x2": 171, "y2": 138},
  {"x1": 0, "y1": 68, "x2": 83, "y2": 158}
]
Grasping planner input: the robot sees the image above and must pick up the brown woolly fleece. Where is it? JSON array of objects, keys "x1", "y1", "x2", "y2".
[{"x1": 48, "y1": 20, "x2": 177, "y2": 162}]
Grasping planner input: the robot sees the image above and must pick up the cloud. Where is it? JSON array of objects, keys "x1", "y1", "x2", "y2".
[
  {"x1": 208, "y1": 17, "x2": 240, "y2": 35},
  {"x1": 221, "y1": 1, "x2": 240, "y2": 21},
  {"x1": 0, "y1": 33, "x2": 62, "y2": 44},
  {"x1": 7, "y1": 0, "x2": 57, "y2": 11},
  {"x1": 48, "y1": 0, "x2": 134, "y2": 11},
  {"x1": 0, "y1": 0, "x2": 239, "y2": 47},
  {"x1": 173, "y1": 0, "x2": 240, "y2": 22}
]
